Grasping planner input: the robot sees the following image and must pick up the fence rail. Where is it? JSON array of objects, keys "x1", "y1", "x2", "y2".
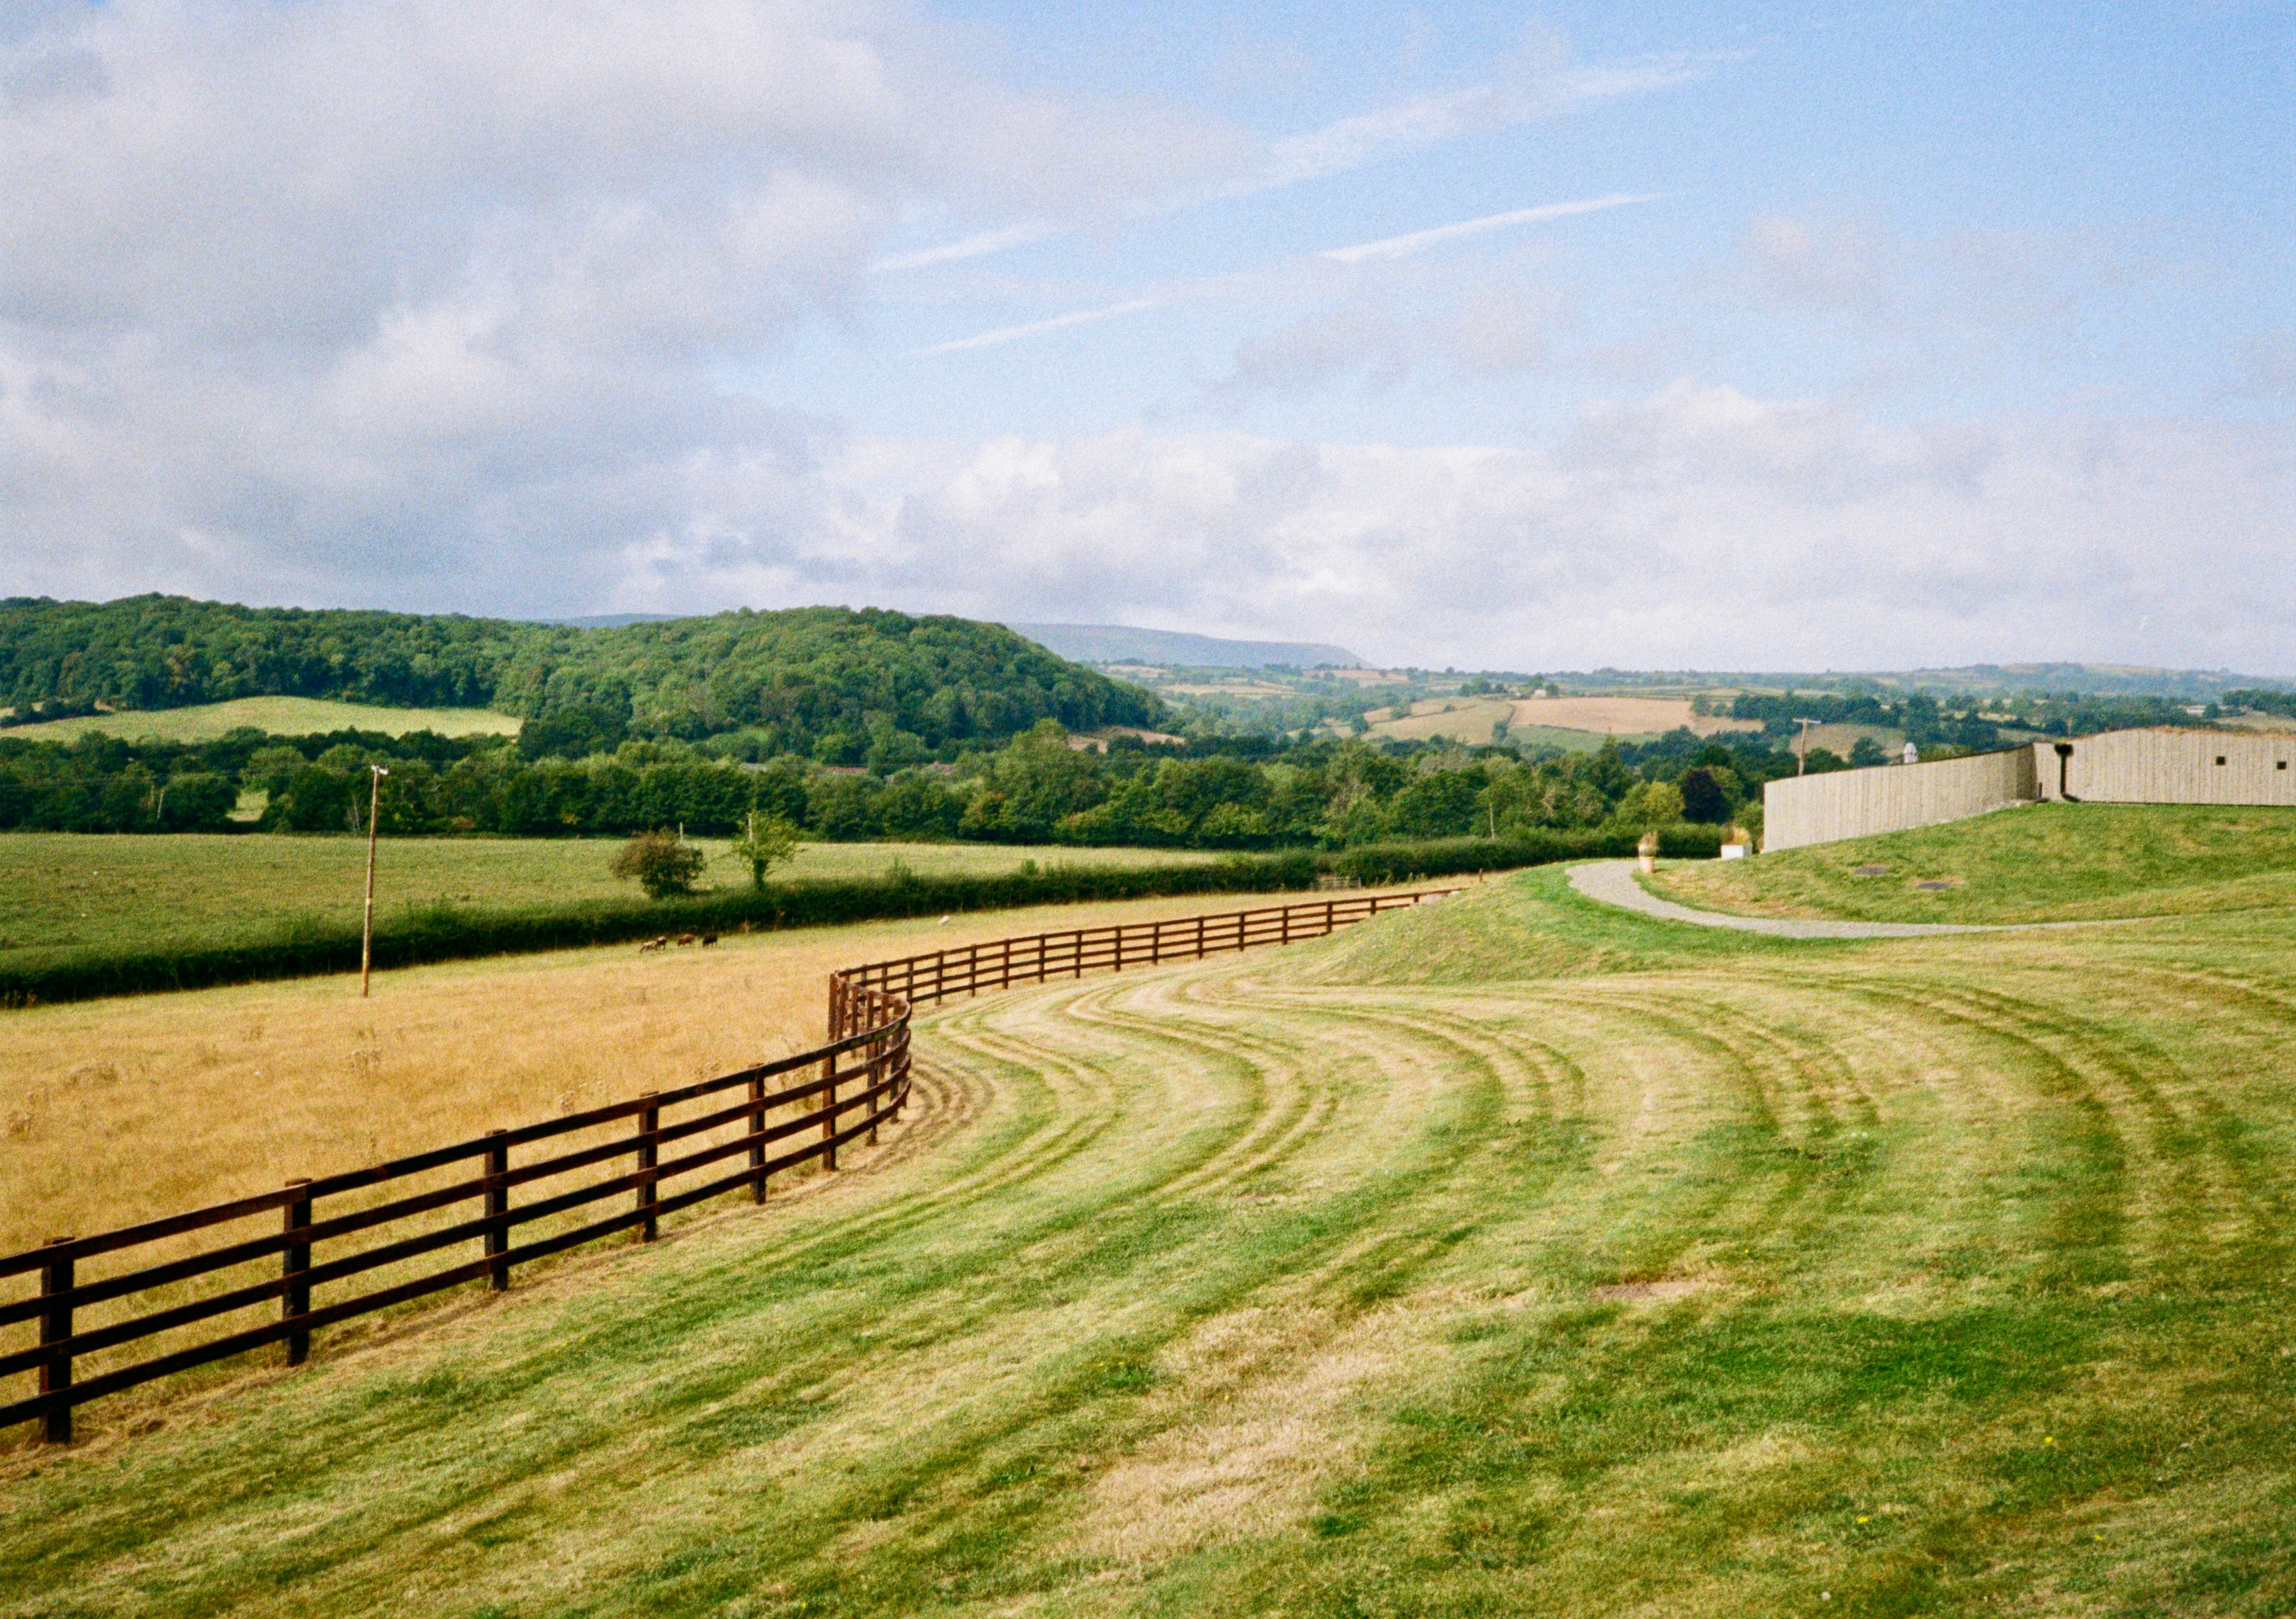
[
  {"x1": 5, "y1": 886, "x2": 1456, "y2": 1444},
  {"x1": 829, "y1": 889, "x2": 1452, "y2": 1031}
]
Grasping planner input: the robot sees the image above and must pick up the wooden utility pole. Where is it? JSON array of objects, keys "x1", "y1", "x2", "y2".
[
  {"x1": 360, "y1": 764, "x2": 389, "y2": 997},
  {"x1": 1794, "y1": 718, "x2": 1816, "y2": 776}
]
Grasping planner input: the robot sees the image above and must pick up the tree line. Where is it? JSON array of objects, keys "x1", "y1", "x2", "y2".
[
  {"x1": 0, "y1": 720, "x2": 1799, "y2": 846},
  {"x1": 0, "y1": 595, "x2": 1161, "y2": 759}
]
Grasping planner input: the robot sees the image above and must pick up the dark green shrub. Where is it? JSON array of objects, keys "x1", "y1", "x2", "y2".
[{"x1": 609, "y1": 829, "x2": 707, "y2": 899}]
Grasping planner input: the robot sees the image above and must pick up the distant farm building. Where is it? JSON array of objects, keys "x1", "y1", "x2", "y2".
[{"x1": 1762, "y1": 728, "x2": 2296, "y2": 851}]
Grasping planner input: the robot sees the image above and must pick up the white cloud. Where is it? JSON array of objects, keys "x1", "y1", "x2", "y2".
[
  {"x1": 583, "y1": 382, "x2": 2296, "y2": 674},
  {"x1": 1210, "y1": 277, "x2": 1576, "y2": 400},
  {"x1": 0, "y1": 0, "x2": 1243, "y2": 605},
  {"x1": 1736, "y1": 215, "x2": 1895, "y2": 314}
]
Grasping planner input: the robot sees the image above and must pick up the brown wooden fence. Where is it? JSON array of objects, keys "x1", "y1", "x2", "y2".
[
  {"x1": 5, "y1": 887, "x2": 1456, "y2": 1445},
  {"x1": 828, "y1": 888, "x2": 1453, "y2": 1033}
]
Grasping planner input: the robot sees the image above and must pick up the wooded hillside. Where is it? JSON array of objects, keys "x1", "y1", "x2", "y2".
[{"x1": 0, "y1": 596, "x2": 1161, "y2": 756}]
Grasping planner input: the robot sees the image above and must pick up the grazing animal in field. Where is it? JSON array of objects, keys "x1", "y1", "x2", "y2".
[
  {"x1": 638, "y1": 936, "x2": 669, "y2": 952},
  {"x1": 676, "y1": 933, "x2": 698, "y2": 946},
  {"x1": 700, "y1": 934, "x2": 719, "y2": 947}
]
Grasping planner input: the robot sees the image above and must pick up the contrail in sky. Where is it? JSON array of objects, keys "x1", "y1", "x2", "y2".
[
  {"x1": 917, "y1": 192, "x2": 1662, "y2": 355},
  {"x1": 1320, "y1": 192, "x2": 1662, "y2": 263}
]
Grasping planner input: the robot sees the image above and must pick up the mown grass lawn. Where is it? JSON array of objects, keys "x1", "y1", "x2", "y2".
[
  {"x1": 2, "y1": 862, "x2": 2292, "y2": 1615},
  {"x1": 1654, "y1": 802, "x2": 2296, "y2": 924},
  {"x1": 0, "y1": 832, "x2": 1217, "y2": 971}
]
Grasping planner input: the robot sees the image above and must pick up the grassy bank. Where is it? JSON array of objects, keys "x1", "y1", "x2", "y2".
[
  {"x1": 3, "y1": 851, "x2": 2290, "y2": 1612},
  {"x1": 1653, "y1": 801, "x2": 2296, "y2": 923}
]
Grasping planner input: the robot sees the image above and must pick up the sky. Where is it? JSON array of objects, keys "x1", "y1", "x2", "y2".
[{"x1": 1, "y1": 1, "x2": 2290, "y2": 671}]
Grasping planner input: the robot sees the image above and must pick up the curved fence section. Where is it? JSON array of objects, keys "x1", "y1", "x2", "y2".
[
  {"x1": 7, "y1": 885, "x2": 1457, "y2": 1445},
  {"x1": 0, "y1": 1010, "x2": 911, "y2": 1445}
]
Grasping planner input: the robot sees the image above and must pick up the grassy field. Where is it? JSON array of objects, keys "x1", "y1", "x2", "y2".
[
  {"x1": 3, "y1": 843, "x2": 2292, "y2": 1613},
  {"x1": 0, "y1": 695, "x2": 524, "y2": 743},
  {"x1": 0, "y1": 833, "x2": 1217, "y2": 971},
  {"x1": 1653, "y1": 802, "x2": 2296, "y2": 924},
  {"x1": 1368, "y1": 695, "x2": 1761, "y2": 746},
  {"x1": 1367, "y1": 695, "x2": 1519, "y2": 742}
]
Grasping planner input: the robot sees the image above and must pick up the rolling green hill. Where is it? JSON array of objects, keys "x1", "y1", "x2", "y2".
[{"x1": 0, "y1": 595, "x2": 1162, "y2": 756}]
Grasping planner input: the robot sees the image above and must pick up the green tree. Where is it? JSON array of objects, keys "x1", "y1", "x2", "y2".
[
  {"x1": 1678, "y1": 766, "x2": 1730, "y2": 823},
  {"x1": 609, "y1": 828, "x2": 707, "y2": 899},
  {"x1": 725, "y1": 809, "x2": 799, "y2": 891}
]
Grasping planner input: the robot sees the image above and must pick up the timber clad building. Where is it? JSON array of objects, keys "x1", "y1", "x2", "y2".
[{"x1": 1763, "y1": 727, "x2": 2296, "y2": 852}]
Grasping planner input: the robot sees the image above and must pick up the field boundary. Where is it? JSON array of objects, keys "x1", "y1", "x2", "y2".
[
  {"x1": 0, "y1": 828, "x2": 1716, "y2": 1008},
  {"x1": 3, "y1": 886, "x2": 1456, "y2": 1446}
]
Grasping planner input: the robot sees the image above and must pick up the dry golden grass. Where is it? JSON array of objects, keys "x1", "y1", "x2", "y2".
[
  {"x1": 1508, "y1": 694, "x2": 1760, "y2": 736},
  {"x1": 0, "y1": 885, "x2": 1371, "y2": 1257},
  {"x1": 1365, "y1": 695, "x2": 1517, "y2": 741},
  {"x1": 1368, "y1": 694, "x2": 1763, "y2": 745}
]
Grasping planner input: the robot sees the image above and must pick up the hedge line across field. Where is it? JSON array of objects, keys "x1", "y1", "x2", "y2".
[{"x1": 0, "y1": 826, "x2": 1721, "y2": 1006}]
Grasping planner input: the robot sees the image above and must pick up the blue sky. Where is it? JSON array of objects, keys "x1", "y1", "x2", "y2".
[
  {"x1": 3, "y1": 1, "x2": 2291, "y2": 669},
  {"x1": 763, "y1": 2, "x2": 2288, "y2": 439}
]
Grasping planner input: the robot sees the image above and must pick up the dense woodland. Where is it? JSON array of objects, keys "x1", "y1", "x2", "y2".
[
  {"x1": 0, "y1": 596, "x2": 1160, "y2": 758},
  {"x1": 0, "y1": 721, "x2": 1797, "y2": 846}
]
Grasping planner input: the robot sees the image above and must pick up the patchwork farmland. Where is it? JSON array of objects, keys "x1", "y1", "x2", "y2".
[{"x1": 1368, "y1": 694, "x2": 1762, "y2": 746}]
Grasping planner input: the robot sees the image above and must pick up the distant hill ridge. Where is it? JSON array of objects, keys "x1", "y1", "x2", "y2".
[
  {"x1": 1555, "y1": 664, "x2": 2292, "y2": 701},
  {"x1": 1008, "y1": 623, "x2": 1364, "y2": 669},
  {"x1": 0, "y1": 595, "x2": 1160, "y2": 756}
]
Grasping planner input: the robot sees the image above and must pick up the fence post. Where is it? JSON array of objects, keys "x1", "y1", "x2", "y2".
[
  {"x1": 866, "y1": 1028, "x2": 883, "y2": 1147},
  {"x1": 38, "y1": 1238, "x2": 72, "y2": 1445},
  {"x1": 1324, "y1": 898, "x2": 1336, "y2": 936},
  {"x1": 637, "y1": 1094, "x2": 660, "y2": 1242},
  {"x1": 283, "y1": 1180, "x2": 313, "y2": 1364},
  {"x1": 484, "y1": 1133, "x2": 510, "y2": 1290},
  {"x1": 749, "y1": 1073, "x2": 768, "y2": 1203},
  {"x1": 822, "y1": 1051, "x2": 839, "y2": 1172}
]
